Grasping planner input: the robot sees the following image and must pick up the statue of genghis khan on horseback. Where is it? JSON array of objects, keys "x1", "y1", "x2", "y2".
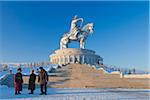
[{"x1": 60, "y1": 15, "x2": 94, "y2": 49}]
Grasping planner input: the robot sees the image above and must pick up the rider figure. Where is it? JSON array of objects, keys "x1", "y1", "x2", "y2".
[{"x1": 69, "y1": 15, "x2": 83, "y2": 38}]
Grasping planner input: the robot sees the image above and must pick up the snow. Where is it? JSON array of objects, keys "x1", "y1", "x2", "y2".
[
  {"x1": 0, "y1": 85, "x2": 149, "y2": 100},
  {"x1": 0, "y1": 74, "x2": 14, "y2": 87},
  {"x1": 0, "y1": 65, "x2": 59, "y2": 78},
  {"x1": 0, "y1": 65, "x2": 150, "y2": 99}
]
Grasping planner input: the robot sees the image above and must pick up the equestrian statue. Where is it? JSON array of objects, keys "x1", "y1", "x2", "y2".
[{"x1": 60, "y1": 15, "x2": 94, "y2": 49}]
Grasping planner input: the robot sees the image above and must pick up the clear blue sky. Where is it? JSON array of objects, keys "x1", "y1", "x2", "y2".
[{"x1": 0, "y1": 1, "x2": 149, "y2": 70}]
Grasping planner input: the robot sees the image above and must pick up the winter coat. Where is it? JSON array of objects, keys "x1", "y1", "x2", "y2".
[
  {"x1": 44, "y1": 70, "x2": 48, "y2": 83},
  {"x1": 14, "y1": 72, "x2": 23, "y2": 91},
  {"x1": 28, "y1": 73, "x2": 36, "y2": 90},
  {"x1": 38, "y1": 70, "x2": 48, "y2": 85}
]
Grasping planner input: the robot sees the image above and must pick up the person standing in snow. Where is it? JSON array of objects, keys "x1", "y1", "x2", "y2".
[
  {"x1": 38, "y1": 67, "x2": 48, "y2": 95},
  {"x1": 14, "y1": 68, "x2": 23, "y2": 95},
  {"x1": 28, "y1": 70, "x2": 36, "y2": 94},
  {"x1": 43, "y1": 68, "x2": 48, "y2": 94}
]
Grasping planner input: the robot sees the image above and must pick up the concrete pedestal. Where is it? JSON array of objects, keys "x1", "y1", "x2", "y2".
[{"x1": 49, "y1": 48, "x2": 103, "y2": 65}]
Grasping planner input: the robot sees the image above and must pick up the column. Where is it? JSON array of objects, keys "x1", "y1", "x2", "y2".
[
  {"x1": 82, "y1": 55, "x2": 84, "y2": 64},
  {"x1": 76, "y1": 55, "x2": 80, "y2": 63},
  {"x1": 67, "y1": 56, "x2": 70, "y2": 64},
  {"x1": 80, "y1": 55, "x2": 83, "y2": 64},
  {"x1": 72, "y1": 56, "x2": 75, "y2": 64},
  {"x1": 84, "y1": 56, "x2": 87, "y2": 64},
  {"x1": 79, "y1": 55, "x2": 82, "y2": 64},
  {"x1": 59, "y1": 56, "x2": 61, "y2": 64},
  {"x1": 65, "y1": 56, "x2": 68, "y2": 65}
]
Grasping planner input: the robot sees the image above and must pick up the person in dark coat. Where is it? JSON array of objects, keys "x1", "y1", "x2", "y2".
[
  {"x1": 38, "y1": 67, "x2": 48, "y2": 95},
  {"x1": 43, "y1": 68, "x2": 48, "y2": 94},
  {"x1": 28, "y1": 70, "x2": 36, "y2": 94},
  {"x1": 14, "y1": 68, "x2": 23, "y2": 95}
]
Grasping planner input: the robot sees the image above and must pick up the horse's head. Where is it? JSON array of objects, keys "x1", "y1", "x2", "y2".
[
  {"x1": 78, "y1": 23, "x2": 94, "y2": 38},
  {"x1": 86, "y1": 23, "x2": 94, "y2": 34}
]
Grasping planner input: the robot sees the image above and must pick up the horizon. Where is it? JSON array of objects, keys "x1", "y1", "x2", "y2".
[{"x1": 0, "y1": 1, "x2": 149, "y2": 70}]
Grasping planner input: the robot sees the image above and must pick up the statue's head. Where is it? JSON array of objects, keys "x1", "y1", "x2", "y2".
[{"x1": 73, "y1": 15, "x2": 78, "y2": 20}]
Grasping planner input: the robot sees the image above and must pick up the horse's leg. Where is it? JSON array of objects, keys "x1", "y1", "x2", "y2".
[
  {"x1": 60, "y1": 36, "x2": 69, "y2": 49},
  {"x1": 60, "y1": 37, "x2": 65, "y2": 49},
  {"x1": 80, "y1": 38, "x2": 85, "y2": 49},
  {"x1": 60, "y1": 38, "x2": 64, "y2": 49}
]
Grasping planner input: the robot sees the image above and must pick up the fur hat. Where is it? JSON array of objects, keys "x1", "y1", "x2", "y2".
[
  {"x1": 39, "y1": 67, "x2": 43, "y2": 70},
  {"x1": 17, "y1": 68, "x2": 21, "y2": 71}
]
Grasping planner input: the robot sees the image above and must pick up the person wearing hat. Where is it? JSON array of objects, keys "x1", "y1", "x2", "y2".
[
  {"x1": 28, "y1": 69, "x2": 36, "y2": 94},
  {"x1": 69, "y1": 15, "x2": 83, "y2": 38},
  {"x1": 14, "y1": 68, "x2": 23, "y2": 95},
  {"x1": 38, "y1": 67, "x2": 48, "y2": 95}
]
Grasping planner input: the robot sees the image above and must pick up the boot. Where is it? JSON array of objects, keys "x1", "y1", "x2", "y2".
[
  {"x1": 18, "y1": 91, "x2": 21, "y2": 94},
  {"x1": 15, "y1": 92, "x2": 18, "y2": 95},
  {"x1": 29, "y1": 90, "x2": 33, "y2": 94}
]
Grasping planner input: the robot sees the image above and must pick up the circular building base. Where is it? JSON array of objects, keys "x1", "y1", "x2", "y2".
[{"x1": 49, "y1": 48, "x2": 103, "y2": 65}]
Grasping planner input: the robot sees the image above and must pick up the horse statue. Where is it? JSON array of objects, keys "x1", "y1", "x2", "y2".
[{"x1": 60, "y1": 23, "x2": 94, "y2": 49}]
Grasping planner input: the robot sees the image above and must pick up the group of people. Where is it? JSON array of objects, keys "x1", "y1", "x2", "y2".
[{"x1": 14, "y1": 67, "x2": 48, "y2": 95}]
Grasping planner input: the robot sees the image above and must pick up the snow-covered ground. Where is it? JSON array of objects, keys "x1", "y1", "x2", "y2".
[
  {"x1": 0, "y1": 65, "x2": 150, "y2": 100},
  {"x1": 0, "y1": 65, "x2": 59, "y2": 77},
  {"x1": 0, "y1": 85, "x2": 149, "y2": 100}
]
